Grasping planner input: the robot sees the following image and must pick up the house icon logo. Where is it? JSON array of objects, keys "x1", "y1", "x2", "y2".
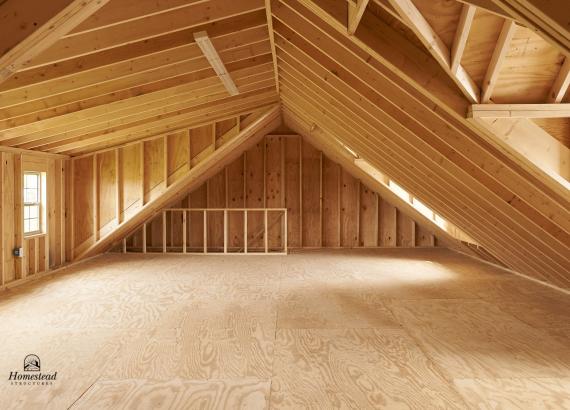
[{"x1": 23, "y1": 354, "x2": 40, "y2": 372}]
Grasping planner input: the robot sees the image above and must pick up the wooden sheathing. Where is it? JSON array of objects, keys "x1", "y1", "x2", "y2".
[
  {"x1": 0, "y1": 1, "x2": 276, "y2": 156},
  {"x1": 121, "y1": 134, "x2": 446, "y2": 254},
  {"x1": 70, "y1": 106, "x2": 281, "y2": 261},
  {"x1": 0, "y1": 148, "x2": 68, "y2": 290},
  {"x1": 271, "y1": 0, "x2": 570, "y2": 290}
]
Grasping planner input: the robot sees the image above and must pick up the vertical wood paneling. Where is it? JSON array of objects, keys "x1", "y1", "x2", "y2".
[
  {"x1": 245, "y1": 142, "x2": 265, "y2": 250},
  {"x1": 227, "y1": 155, "x2": 245, "y2": 250},
  {"x1": 301, "y1": 140, "x2": 321, "y2": 247},
  {"x1": 284, "y1": 137, "x2": 301, "y2": 247},
  {"x1": 322, "y1": 156, "x2": 340, "y2": 247},
  {"x1": 360, "y1": 185, "x2": 378, "y2": 247},
  {"x1": 266, "y1": 136, "x2": 283, "y2": 249},
  {"x1": 340, "y1": 169, "x2": 359, "y2": 247}
]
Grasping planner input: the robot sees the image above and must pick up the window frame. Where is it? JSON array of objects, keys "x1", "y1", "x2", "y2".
[{"x1": 23, "y1": 171, "x2": 42, "y2": 236}]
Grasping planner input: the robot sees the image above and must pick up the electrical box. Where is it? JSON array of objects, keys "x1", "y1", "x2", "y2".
[{"x1": 13, "y1": 247, "x2": 24, "y2": 258}]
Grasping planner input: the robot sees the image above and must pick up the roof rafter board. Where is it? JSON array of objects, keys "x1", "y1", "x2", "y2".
[
  {"x1": 489, "y1": 0, "x2": 570, "y2": 56},
  {"x1": 17, "y1": 75, "x2": 275, "y2": 152},
  {"x1": 194, "y1": 31, "x2": 239, "y2": 96},
  {"x1": 74, "y1": 105, "x2": 281, "y2": 260},
  {"x1": 70, "y1": 0, "x2": 207, "y2": 34},
  {"x1": 3, "y1": 10, "x2": 267, "y2": 85},
  {"x1": 0, "y1": 54, "x2": 273, "y2": 134},
  {"x1": 0, "y1": 0, "x2": 111, "y2": 83},
  {"x1": 274, "y1": 37, "x2": 570, "y2": 271},
  {"x1": 0, "y1": 18, "x2": 269, "y2": 96},
  {"x1": 548, "y1": 57, "x2": 570, "y2": 103},
  {"x1": 287, "y1": 0, "x2": 568, "y2": 214},
  {"x1": 270, "y1": 17, "x2": 568, "y2": 282},
  {"x1": 451, "y1": 4, "x2": 476, "y2": 73},
  {"x1": 59, "y1": 90, "x2": 279, "y2": 155},
  {"x1": 387, "y1": 0, "x2": 480, "y2": 103},
  {"x1": 6, "y1": 71, "x2": 274, "y2": 151},
  {"x1": 273, "y1": 1, "x2": 570, "y2": 223},
  {"x1": 0, "y1": 36, "x2": 270, "y2": 111},
  {"x1": 279, "y1": 89, "x2": 567, "y2": 285},
  {"x1": 279, "y1": 97, "x2": 553, "y2": 280},
  {"x1": 264, "y1": 0, "x2": 280, "y2": 93},
  {"x1": 481, "y1": 19, "x2": 517, "y2": 103},
  {"x1": 0, "y1": 62, "x2": 274, "y2": 143},
  {"x1": 23, "y1": 0, "x2": 266, "y2": 68},
  {"x1": 276, "y1": 60, "x2": 570, "y2": 264},
  {"x1": 456, "y1": 0, "x2": 512, "y2": 19},
  {"x1": 348, "y1": 0, "x2": 370, "y2": 35},
  {"x1": 469, "y1": 104, "x2": 570, "y2": 118}
]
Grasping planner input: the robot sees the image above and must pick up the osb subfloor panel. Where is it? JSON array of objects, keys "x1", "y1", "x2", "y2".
[{"x1": 1, "y1": 248, "x2": 569, "y2": 409}]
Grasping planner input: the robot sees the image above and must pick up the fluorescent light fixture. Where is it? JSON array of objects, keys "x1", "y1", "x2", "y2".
[{"x1": 193, "y1": 31, "x2": 239, "y2": 96}]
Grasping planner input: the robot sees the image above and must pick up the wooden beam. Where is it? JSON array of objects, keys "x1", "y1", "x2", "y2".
[
  {"x1": 74, "y1": 105, "x2": 281, "y2": 260},
  {"x1": 0, "y1": 0, "x2": 110, "y2": 84},
  {"x1": 456, "y1": 0, "x2": 512, "y2": 19},
  {"x1": 489, "y1": 0, "x2": 570, "y2": 56},
  {"x1": 481, "y1": 20, "x2": 517, "y2": 103},
  {"x1": 451, "y1": 4, "x2": 476, "y2": 74},
  {"x1": 23, "y1": 0, "x2": 265, "y2": 68},
  {"x1": 548, "y1": 57, "x2": 570, "y2": 103},
  {"x1": 387, "y1": 0, "x2": 480, "y2": 103},
  {"x1": 265, "y1": 0, "x2": 280, "y2": 93},
  {"x1": 348, "y1": 0, "x2": 370, "y2": 35},
  {"x1": 469, "y1": 103, "x2": 570, "y2": 118},
  {"x1": 194, "y1": 31, "x2": 239, "y2": 96}
]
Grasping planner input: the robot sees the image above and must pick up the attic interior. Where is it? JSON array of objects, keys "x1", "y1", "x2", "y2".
[{"x1": 0, "y1": 0, "x2": 569, "y2": 407}]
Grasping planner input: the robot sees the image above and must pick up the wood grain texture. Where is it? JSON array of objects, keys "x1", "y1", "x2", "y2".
[
  {"x1": 271, "y1": 328, "x2": 468, "y2": 409},
  {"x1": 0, "y1": 248, "x2": 568, "y2": 408},
  {"x1": 74, "y1": 379, "x2": 271, "y2": 410}
]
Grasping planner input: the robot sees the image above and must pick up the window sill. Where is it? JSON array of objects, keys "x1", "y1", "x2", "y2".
[{"x1": 24, "y1": 232, "x2": 47, "y2": 239}]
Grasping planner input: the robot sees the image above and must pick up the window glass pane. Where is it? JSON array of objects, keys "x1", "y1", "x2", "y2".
[
  {"x1": 29, "y1": 219, "x2": 39, "y2": 233},
  {"x1": 25, "y1": 174, "x2": 38, "y2": 189},
  {"x1": 24, "y1": 189, "x2": 38, "y2": 203},
  {"x1": 24, "y1": 206, "x2": 30, "y2": 219},
  {"x1": 29, "y1": 205, "x2": 39, "y2": 218},
  {"x1": 24, "y1": 220, "x2": 30, "y2": 234}
]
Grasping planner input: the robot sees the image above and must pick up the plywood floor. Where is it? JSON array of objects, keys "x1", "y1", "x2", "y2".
[{"x1": 0, "y1": 248, "x2": 569, "y2": 409}]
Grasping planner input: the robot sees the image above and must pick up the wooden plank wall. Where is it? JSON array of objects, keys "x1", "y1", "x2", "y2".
[
  {"x1": 124, "y1": 135, "x2": 439, "y2": 251},
  {"x1": 0, "y1": 151, "x2": 67, "y2": 288}
]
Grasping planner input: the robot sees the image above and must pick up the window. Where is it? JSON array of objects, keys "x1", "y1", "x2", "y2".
[{"x1": 24, "y1": 172, "x2": 41, "y2": 235}]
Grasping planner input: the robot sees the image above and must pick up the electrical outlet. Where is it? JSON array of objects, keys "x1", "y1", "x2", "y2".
[{"x1": 13, "y1": 247, "x2": 24, "y2": 258}]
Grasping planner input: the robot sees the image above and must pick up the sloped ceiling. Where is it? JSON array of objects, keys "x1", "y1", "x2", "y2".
[
  {"x1": 270, "y1": 0, "x2": 570, "y2": 290},
  {"x1": 0, "y1": 0, "x2": 568, "y2": 290}
]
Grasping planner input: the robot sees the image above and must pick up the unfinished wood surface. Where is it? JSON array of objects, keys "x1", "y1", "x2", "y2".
[
  {"x1": 272, "y1": 0, "x2": 570, "y2": 292},
  {"x1": 123, "y1": 135, "x2": 442, "y2": 253},
  {"x1": 0, "y1": 249, "x2": 568, "y2": 408}
]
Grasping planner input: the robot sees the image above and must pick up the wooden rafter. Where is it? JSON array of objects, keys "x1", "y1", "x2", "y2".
[
  {"x1": 348, "y1": 0, "x2": 370, "y2": 35},
  {"x1": 456, "y1": 0, "x2": 512, "y2": 19},
  {"x1": 548, "y1": 57, "x2": 570, "y2": 103},
  {"x1": 264, "y1": 0, "x2": 280, "y2": 93},
  {"x1": 22, "y1": 0, "x2": 265, "y2": 69},
  {"x1": 481, "y1": 20, "x2": 517, "y2": 103},
  {"x1": 194, "y1": 31, "x2": 239, "y2": 96},
  {"x1": 451, "y1": 4, "x2": 476, "y2": 74},
  {"x1": 272, "y1": 0, "x2": 570, "y2": 289},
  {"x1": 0, "y1": 0, "x2": 111, "y2": 83},
  {"x1": 387, "y1": 0, "x2": 480, "y2": 103},
  {"x1": 489, "y1": 0, "x2": 570, "y2": 56},
  {"x1": 469, "y1": 103, "x2": 570, "y2": 118},
  {"x1": 74, "y1": 105, "x2": 281, "y2": 260}
]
